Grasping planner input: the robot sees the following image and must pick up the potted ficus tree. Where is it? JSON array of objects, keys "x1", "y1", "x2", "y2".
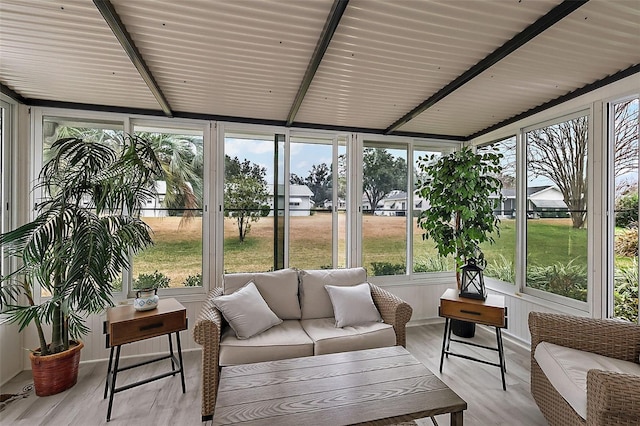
[
  {"x1": 0, "y1": 134, "x2": 163, "y2": 396},
  {"x1": 416, "y1": 146, "x2": 503, "y2": 337}
]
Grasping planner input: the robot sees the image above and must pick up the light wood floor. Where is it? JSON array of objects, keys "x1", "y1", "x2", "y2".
[{"x1": 0, "y1": 323, "x2": 547, "y2": 426}]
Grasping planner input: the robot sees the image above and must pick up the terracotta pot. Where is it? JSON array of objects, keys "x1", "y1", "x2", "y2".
[{"x1": 29, "y1": 340, "x2": 84, "y2": 396}]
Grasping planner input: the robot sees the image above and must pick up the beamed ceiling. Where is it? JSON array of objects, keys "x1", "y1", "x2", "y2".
[{"x1": 1, "y1": 0, "x2": 639, "y2": 140}]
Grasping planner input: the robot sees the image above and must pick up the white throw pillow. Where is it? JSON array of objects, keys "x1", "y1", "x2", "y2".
[
  {"x1": 213, "y1": 281, "x2": 282, "y2": 339},
  {"x1": 324, "y1": 283, "x2": 382, "y2": 328}
]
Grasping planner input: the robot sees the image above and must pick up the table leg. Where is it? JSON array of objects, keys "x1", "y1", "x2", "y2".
[
  {"x1": 450, "y1": 410, "x2": 463, "y2": 426},
  {"x1": 103, "y1": 346, "x2": 114, "y2": 399},
  {"x1": 440, "y1": 318, "x2": 450, "y2": 373},
  {"x1": 106, "y1": 345, "x2": 121, "y2": 422},
  {"x1": 168, "y1": 334, "x2": 175, "y2": 374},
  {"x1": 496, "y1": 327, "x2": 506, "y2": 390},
  {"x1": 176, "y1": 331, "x2": 186, "y2": 393}
]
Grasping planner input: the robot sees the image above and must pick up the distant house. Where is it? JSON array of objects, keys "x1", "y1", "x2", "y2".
[
  {"x1": 139, "y1": 180, "x2": 167, "y2": 218},
  {"x1": 490, "y1": 185, "x2": 567, "y2": 218},
  {"x1": 267, "y1": 184, "x2": 314, "y2": 217},
  {"x1": 375, "y1": 190, "x2": 408, "y2": 216},
  {"x1": 323, "y1": 198, "x2": 346, "y2": 210}
]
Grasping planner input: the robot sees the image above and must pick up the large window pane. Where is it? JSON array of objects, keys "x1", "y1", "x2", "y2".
[
  {"x1": 612, "y1": 98, "x2": 639, "y2": 322},
  {"x1": 479, "y1": 138, "x2": 517, "y2": 284},
  {"x1": 526, "y1": 115, "x2": 588, "y2": 301},
  {"x1": 412, "y1": 148, "x2": 454, "y2": 273},
  {"x1": 362, "y1": 143, "x2": 407, "y2": 276},
  {"x1": 224, "y1": 133, "x2": 274, "y2": 273},
  {"x1": 42, "y1": 117, "x2": 124, "y2": 293},
  {"x1": 132, "y1": 126, "x2": 204, "y2": 289},
  {"x1": 289, "y1": 136, "x2": 334, "y2": 269}
]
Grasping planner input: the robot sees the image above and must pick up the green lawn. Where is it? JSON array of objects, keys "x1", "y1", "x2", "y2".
[{"x1": 135, "y1": 215, "x2": 593, "y2": 284}]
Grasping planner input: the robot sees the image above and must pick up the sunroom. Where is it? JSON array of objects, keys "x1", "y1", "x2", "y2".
[{"x1": 1, "y1": 0, "x2": 639, "y2": 425}]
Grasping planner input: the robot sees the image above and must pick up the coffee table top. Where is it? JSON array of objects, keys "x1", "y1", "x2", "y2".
[{"x1": 213, "y1": 346, "x2": 466, "y2": 425}]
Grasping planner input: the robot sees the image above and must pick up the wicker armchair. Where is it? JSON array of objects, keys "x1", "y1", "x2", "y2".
[
  {"x1": 193, "y1": 283, "x2": 412, "y2": 421},
  {"x1": 528, "y1": 312, "x2": 640, "y2": 426}
]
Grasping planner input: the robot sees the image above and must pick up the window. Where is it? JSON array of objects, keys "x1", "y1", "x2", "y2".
[
  {"x1": 412, "y1": 148, "x2": 454, "y2": 273},
  {"x1": 362, "y1": 142, "x2": 408, "y2": 276},
  {"x1": 478, "y1": 138, "x2": 517, "y2": 284},
  {"x1": 289, "y1": 135, "x2": 347, "y2": 270},
  {"x1": 610, "y1": 97, "x2": 639, "y2": 322},
  {"x1": 223, "y1": 131, "x2": 276, "y2": 273},
  {"x1": 525, "y1": 114, "x2": 589, "y2": 303},
  {"x1": 131, "y1": 124, "x2": 205, "y2": 290},
  {"x1": 41, "y1": 116, "x2": 125, "y2": 294}
]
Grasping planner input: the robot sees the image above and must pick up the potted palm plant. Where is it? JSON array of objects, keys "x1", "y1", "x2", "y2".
[
  {"x1": 416, "y1": 146, "x2": 503, "y2": 337},
  {"x1": 0, "y1": 134, "x2": 162, "y2": 396}
]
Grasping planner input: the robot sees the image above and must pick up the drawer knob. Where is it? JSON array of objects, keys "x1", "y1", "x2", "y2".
[{"x1": 460, "y1": 309, "x2": 481, "y2": 316}]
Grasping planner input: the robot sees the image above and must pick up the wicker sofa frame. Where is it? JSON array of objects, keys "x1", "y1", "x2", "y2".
[
  {"x1": 193, "y1": 283, "x2": 413, "y2": 421},
  {"x1": 528, "y1": 312, "x2": 640, "y2": 426}
]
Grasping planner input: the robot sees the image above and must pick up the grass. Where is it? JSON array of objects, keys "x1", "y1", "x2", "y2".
[{"x1": 135, "y1": 215, "x2": 595, "y2": 285}]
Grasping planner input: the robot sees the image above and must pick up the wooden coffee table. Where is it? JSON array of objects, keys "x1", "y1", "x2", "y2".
[{"x1": 213, "y1": 346, "x2": 467, "y2": 425}]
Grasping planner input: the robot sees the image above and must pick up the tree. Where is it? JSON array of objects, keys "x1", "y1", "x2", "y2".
[
  {"x1": 137, "y1": 132, "x2": 204, "y2": 222},
  {"x1": 527, "y1": 116, "x2": 589, "y2": 229},
  {"x1": 290, "y1": 173, "x2": 305, "y2": 186},
  {"x1": 363, "y1": 148, "x2": 407, "y2": 213},
  {"x1": 305, "y1": 163, "x2": 332, "y2": 205},
  {"x1": 224, "y1": 155, "x2": 269, "y2": 242}
]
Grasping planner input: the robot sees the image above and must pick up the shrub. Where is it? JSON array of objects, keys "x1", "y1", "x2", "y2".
[
  {"x1": 614, "y1": 259, "x2": 639, "y2": 322},
  {"x1": 615, "y1": 191, "x2": 638, "y2": 228},
  {"x1": 370, "y1": 262, "x2": 405, "y2": 276},
  {"x1": 183, "y1": 273, "x2": 202, "y2": 287},
  {"x1": 614, "y1": 227, "x2": 638, "y2": 257},
  {"x1": 484, "y1": 254, "x2": 515, "y2": 284},
  {"x1": 133, "y1": 270, "x2": 171, "y2": 289},
  {"x1": 526, "y1": 260, "x2": 587, "y2": 302},
  {"x1": 413, "y1": 257, "x2": 451, "y2": 273}
]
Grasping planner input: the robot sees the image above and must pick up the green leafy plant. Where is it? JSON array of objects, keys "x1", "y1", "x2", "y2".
[
  {"x1": 615, "y1": 191, "x2": 638, "y2": 228},
  {"x1": 183, "y1": 273, "x2": 202, "y2": 287},
  {"x1": 370, "y1": 262, "x2": 405, "y2": 276},
  {"x1": 0, "y1": 135, "x2": 162, "y2": 355},
  {"x1": 614, "y1": 258, "x2": 639, "y2": 322},
  {"x1": 133, "y1": 270, "x2": 171, "y2": 289},
  {"x1": 413, "y1": 256, "x2": 452, "y2": 273},
  {"x1": 526, "y1": 260, "x2": 587, "y2": 302},
  {"x1": 415, "y1": 147, "x2": 503, "y2": 287},
  {"x1": 484, "y1": 254, "x2": 515, "y2": 284}
]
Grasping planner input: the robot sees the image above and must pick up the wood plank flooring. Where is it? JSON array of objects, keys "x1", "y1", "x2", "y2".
[{"x1": 0, "y1": 323, "x2": 547, "y2": 426}]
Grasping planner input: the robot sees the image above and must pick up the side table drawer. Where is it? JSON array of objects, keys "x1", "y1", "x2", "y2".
[
  {"x1": 109, "y1": 310, "x2": 187, "y2": 347},
  {"x1": 440, "y1": 300, "x2": 506, "y2": 328}
]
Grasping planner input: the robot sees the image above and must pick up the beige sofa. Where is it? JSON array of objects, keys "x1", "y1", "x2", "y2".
[{"x1": 193, "y1": 267, "x2": 413, "y2": 421}]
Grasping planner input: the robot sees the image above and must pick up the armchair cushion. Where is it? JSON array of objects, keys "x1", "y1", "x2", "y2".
[{"x1": 535, "y1": 341, "x2": 640, "y2": 419}]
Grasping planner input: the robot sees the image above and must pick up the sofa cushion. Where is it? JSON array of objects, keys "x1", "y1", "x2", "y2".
[
  {"x1": 534, "y1": 341, "x2": 640, "y2": 419},
  {"x1": 299, "y1": 267, "x2": 367, "y2": 319},
  {"x1": 325, "y1": 283, "x2": 382, "y2": 327},
  {"x1": 219, "y1": 320, "x2": 314, "y2": 366},
  {"x1": 300, "y1": 318, "x2": 396, "y2": 355},
  {"x1": 213, "y1": 281, "x2": 282, "y2": 339},
  {"x1": 223, "y1": 268, "x2": 301, "y2": 319}
]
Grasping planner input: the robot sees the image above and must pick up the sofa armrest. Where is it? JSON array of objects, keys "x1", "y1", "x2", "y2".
[
  {"x1": 587, "y1": 369, "x2": 640, "y2": 426},
  {"x1": 528, "y1": 312, "x2": 640, "y2": 362},
  {"x1": 193, "y1": 287, "x2": 223, "y2": 421},
  {"x1": 369, "y1": 283, "x2": 413, "y2": 347}
]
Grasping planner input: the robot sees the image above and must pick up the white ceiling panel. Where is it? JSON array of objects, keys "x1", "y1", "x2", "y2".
[
  {"x1": 110, "y1": 0, "x2": 332, "y2": 121},
  {"x1": 1, "y1": 0, "x2": 638, "y2": 138},
  {"x1": 399, "y1": 0, "x2": 640, "y2": 137},
  {"x1": 294, "y1": 0, "x2": 564, "y2": 129},
  {"x1": 0, "y1": 0, "x2": 159, "y2": 110}
]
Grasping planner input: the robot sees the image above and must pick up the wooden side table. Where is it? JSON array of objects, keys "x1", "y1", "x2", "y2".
[
  {"x1": 103, "y1": 297, "x2": 188, "y2": 421},
  {"x1": 438, "y1": 288, "x2": 508, "y2": 390}
]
